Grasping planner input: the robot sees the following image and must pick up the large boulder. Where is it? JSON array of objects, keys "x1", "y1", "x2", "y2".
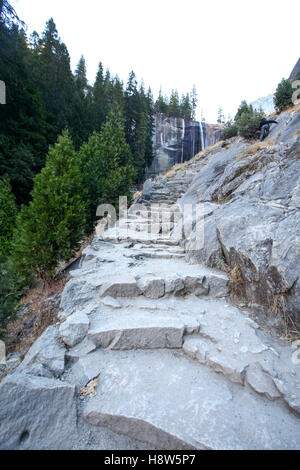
[
  {"x1": 59, "y1": 311, "x2": 90, "y2": 348},
  {"x1": 179, "y1": 109, "x2": 300, "y2": 325},
  {"x1": 17, "y1": 326, "x2": 66, "y2": 378},
  {"x1": 0, "y1": 373, "x2": 76, "y2": 450}
]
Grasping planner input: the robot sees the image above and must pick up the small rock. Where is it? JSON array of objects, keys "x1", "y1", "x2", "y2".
[
  {"x1": 59, "y1": 312, "x2": 90, "y2": 348},
  {"x1": 246, "y1": 363, "x2": 281, "y2": 401},
  {"x1": 101, "y1": 297, "x2": 122, "y2": 309}
]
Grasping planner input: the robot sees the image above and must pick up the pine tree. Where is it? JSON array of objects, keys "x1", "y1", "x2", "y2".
[
  {"x1": 70, "y1": 55, "x2": 94, "y2": 148},
  {"x1": 99, "y1": 107, "x2": 135, "y2": 208},
  {"x1": 217, "y1": 107, "x2": 225, "y2": 124},
  {"x1": 11, "y1": 131, "x2": 87, "y2": 279},
  {"x1": 180, "y1": 93, "x2": 192, "y2": 120},
  {"x1": 144, "y1": 87, "x2": 155, "y2": 168},
  {"x1": 0, "y1": 0, "x2": 23, "y2": 27},
  {"x1": 92, "y1": 62, "x2": 107, "y2": 131},
  {"x1": 35, "y1": 19, "x2": 74, "y2": 140},
  {"x1": 75, "y1": 55, "x2": 88, "y2": 93},
  {"x1": 274, "y1": 78, "x2": 293, "y2": 112},
  {"x1": 235, "y1": 100, "x2": 250, "y2": 121},
  {"x1": 0, "y1": 178, "x2": 17, "y2": 258},
  {"x1": 0, "y1": 20, "x2": 48, "y2": 204},
  {"x1": 124, "y1": 71, "x2": 139, "y2": 149},
  {"x1": 79, "y1": 106, "x2": 135, "y2": 231},
  {"x1": 154, "y1": 89, "x2": 168, "y2": 114},
  {"x1": 168, "y1": 90, "x2": 180, "y2": 117},
  {"x1": 112, "y1": 76, "x2": 125, "y2": 110}
]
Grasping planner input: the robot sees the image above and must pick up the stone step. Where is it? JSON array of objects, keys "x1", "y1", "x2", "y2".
[
  {"x1": 126, "y1": 250, "x2": 185, "y2": 260},
  {"x1": 82, "y1": 349, "x2": 300, "y2": 450},
  {"x1": 87, "y1": 309, "x2": 200, "y2": 351},
  {"x1": 134, "y1": 244, "x2": 185, "y2": 254},
  {"x1": 94, "y1": 269, "x2": 229, "y2": 300},
  {"x1": 99, "y1": 233, "x2": 182, "y2": 245}
]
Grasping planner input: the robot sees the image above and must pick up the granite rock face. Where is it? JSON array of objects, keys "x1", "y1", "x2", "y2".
[
  {"x1": 147, "y1": 113, "x2": 222, "y2": 177},
  {"x1": 180, "y1": 107, "x2": 300, "y2": 326},
  {"x1": 289, "y1": 57, "x2": 300, "y2": 81}
]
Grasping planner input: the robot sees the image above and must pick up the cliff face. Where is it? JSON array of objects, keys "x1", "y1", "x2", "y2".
[
  {"x1": 289, "y1": 57, "x2": 300, "y2": 81},
  {"x1": 147, "y1": 114, "x2": 222, "y2": 177},
  {"x1": 142, "y1": 107, "x2": 300, "y2": 327}
]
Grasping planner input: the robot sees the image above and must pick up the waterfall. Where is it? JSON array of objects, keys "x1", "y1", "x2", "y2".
[
  {"x1": 181, "y1": 118, "x2": 185, "y2": 163},
  {"x1": 192, "y1": 122, "x2": 195, "y2": 157},
  {"x1": 200, "y1": 122, "x2": 205, "y2": 151}
]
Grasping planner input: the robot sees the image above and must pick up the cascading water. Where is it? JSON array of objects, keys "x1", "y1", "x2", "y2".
[
  {"x1": 181, "y1": 118, "x2": 185, "y2": 164},
  {"x1": 147, "y1": 114, "x2": 220, "y2": 178},
  {"x1": 200, "y1": 121, "x2": 205, "y2": 151}
]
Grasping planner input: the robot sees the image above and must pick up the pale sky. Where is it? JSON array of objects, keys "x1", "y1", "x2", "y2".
[{"x1": 12, "y1": 0, "x2": 299, "y2": 123}]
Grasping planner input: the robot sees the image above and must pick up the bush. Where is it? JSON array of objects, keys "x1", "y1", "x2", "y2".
[
  {"x1": 79, "y1": 106, "x2": 135, "y2": 231},
  {"x1": 223, "y1": 101, "x2": 262, "y2": 140},
  {"x1": 0, "y1": 258, "x2": 25, "y2": 339},
  {"x1": 11, "y1": 130, "x2": 87, "y2": 280},
  {"x1": 222, "y1": 124, "x2": 238, "y2": 140},
  {"x1": 236, "y1": 110, "x2": 261, "y2": 139},
  {"x1": 274, "y1": 78, "x2": 293, "y2": 112},
  {"x1": 0, "y1": 178, "x2": 17, "y2": 258}
]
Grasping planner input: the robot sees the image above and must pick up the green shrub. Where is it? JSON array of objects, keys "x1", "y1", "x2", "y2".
[
  {"x1": 0, "y1": 258, "x2": 26, "y2": 339},
  {"x1": 0, "y1": 178, "x2": 17, "y2": 258},
  {"x1": 222, "y1": 124, "x2": 238, "y2": 140},
  {"x1": 79, "y1": 106, "x2": 135, "y2": 231},
  {"x1": 11, "y1": 130, "x2": 87, "y2": 280},
  {"x1": 236, "y1": 110, "x2": 261, "y2": 139},
  {"x1": 274, "y1": 78, "x2": 293, "y2": 112},
  {"x1": 227, "y1": 101, "x2": 262, "y2": 140}
]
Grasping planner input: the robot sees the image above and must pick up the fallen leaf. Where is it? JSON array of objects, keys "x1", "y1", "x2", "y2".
[{"x1": 80, "y1": 377, "x2": 99, "y2": 397}]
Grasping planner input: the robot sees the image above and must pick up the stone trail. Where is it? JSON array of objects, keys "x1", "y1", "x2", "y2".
[{"x1": 1, "y1": 134, "x2": 300, "y2": 450}]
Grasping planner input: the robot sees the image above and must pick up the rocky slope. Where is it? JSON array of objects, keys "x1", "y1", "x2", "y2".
[{"x1": 0, "y1": 107, "x2": 300, "y2": 450}]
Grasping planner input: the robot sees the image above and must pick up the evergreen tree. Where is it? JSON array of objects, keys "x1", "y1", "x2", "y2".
[
  {"x1": 99, "y1": 106, "x2": 135, "y2": 208},
  {"x1": 124, "y1": 71, "x2": 139, "y2": 149},
  {"x1": 154, "y1": 88, "x2": 168, "y2": 114},
  {"x1": 168, "y1": 90, "x2": 180, "y2": 117},
  {"x1": 79, "y1": 106, "x2": 135, "y2": 230},
  {"x1": 217, "y1": 107, "x2": 225, "y2": 124},
  {"x1": 0, "y1": 21, "x2": 48, "y2": 204},
  {"x1": 180, "y1": 93, "x2": 192, "y2": 120},
  {"x1": 11, "y1": 131, "x2": 87, "y2": 279},
  {"x1": 274, "y1": 78, "x2": 293, "y2": 112},
  {"x1": 70, "y1": 55, "x2": 94, "y2": 148},
  {"x1": 33, "y1": 19, "x2": 74, "y2": 141},
  {"x1": 0, "y1": 178, "x2": 17, "y2": 258},
  {"x1": 235, "y1": 100, "x2": 250, "y2": 121},
  {"x1": 92, "y1": 62, "x2": 107, "y2": 131},
  {"x1": 75, "y1": 55, "x2": 88, "y2": 93},
  {"x1": 144, "y1": 87, "x2": 155, "y2": 168},
  {"x1": 0, "y1": 0, "x2": 23, "y2": 27},
  {"x1": 112, "y1": 76, "x2": 125, "y2": 110},
  {"x1": 222, "y1": 100, "x2": 261, "y2": 140}
]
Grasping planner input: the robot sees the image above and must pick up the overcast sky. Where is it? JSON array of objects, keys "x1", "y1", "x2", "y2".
[{"x1": 12, "y1": 0, "x2": 299, "y2": 122}]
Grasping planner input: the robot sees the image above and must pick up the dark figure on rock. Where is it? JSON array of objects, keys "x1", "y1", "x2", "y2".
[{"x1": 259, "y1": 118, "x2": 278, "y2": 141}]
